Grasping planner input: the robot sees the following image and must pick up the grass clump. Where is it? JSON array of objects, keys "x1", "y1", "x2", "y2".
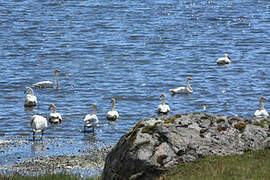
[{"x1": 158, "y1": 149, "x2": 270, "y2": 180}]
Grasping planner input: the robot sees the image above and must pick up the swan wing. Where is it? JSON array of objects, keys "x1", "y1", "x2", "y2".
[
  {"x1": 106, "y1": 111, "x2": 119, "y2": 121},
  {"x1": 31, "y1": 115, "x2": 47, "y2": 132},
  {"x1": 34, "y1": 81, "x2": 53, "y2": 88},
  {"x1": 170, "y1": 87, "x2": 189, "y2": 94},
  {"x1": 254, "y1": 110, "x2": 269, "y2": 117},
  {"x1": 24, "y1": 95, "x2": 37, "y2": 106},
  {"x1": 157, "y1": 104, "x2": 170, "y2": 114}
]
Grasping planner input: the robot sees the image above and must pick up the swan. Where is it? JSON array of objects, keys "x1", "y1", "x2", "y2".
[
  {"x1": 33, "y1": 69, "x2": 60, "y2": 88},
  {"x1": 254, "y1": 96, "x2": 270, "y2": 117},
  {"x1": 157, "y1": 93, "x2": 170, "y2": 114},
  {"x1": 169, "y1": 77, "x2": 193, "y2": 94},
  {"x1": 24, "y1": 87, "x2": 37, "y2": 107},
  {"x1": 106, "y1": 98, "x2": 119, "y2": 121},
  {"x1": 48, "y1": 104, "x2": 62, "y2": 124},
  {"x1": 30, "y1": 115, "x2": 48, "y2": 141},
  {"x1": 216, "y1": 54, "x2": 231, "y2": 65},
  {"x1": 84, "y1": 103, "x2": 99, "y2": 132}
]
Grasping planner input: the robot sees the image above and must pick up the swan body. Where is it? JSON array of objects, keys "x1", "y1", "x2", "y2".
[
  {"x1": 30, "y1": 115, "x2": 48, "y2": 140},
  {"x1": 84, "y1": 104, "x2": 99, "y2": 132},
  {"x1": 107, "y1": 98, "x2": 119, "y2": 121},
  {"x1": 157, "y1": 93, "x2": 170, "y2": 114},
  {"x1": 170, "y1": 77, "x2": 193, "y2": 94},
  {"x1": 24, "y1": 87, "x2": 37, "y2": 107},
  {"x1": 48, "y1": 104, "x2": 62, "y2": 124},
  {"x1": 254, "y1": 96, "x2": 269, "y2": 117},
  {"x1": 34, "y1": 69, "x2": 60, "y2": 88},
  {"x1": 216, "y1": 54, "x2": 231, "y2": 65}
]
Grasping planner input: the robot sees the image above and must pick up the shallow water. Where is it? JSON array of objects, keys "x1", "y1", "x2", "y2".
[{"x1": 0, "y1": 0, "x2": 270, "y2": 177}]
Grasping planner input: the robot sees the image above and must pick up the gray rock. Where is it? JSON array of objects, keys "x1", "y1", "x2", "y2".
[{"x1": 102, "y1": 113, "x2": 270, "y2": 180}]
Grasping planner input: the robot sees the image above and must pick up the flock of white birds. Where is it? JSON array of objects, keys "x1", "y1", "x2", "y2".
[{"x1": 25, "y1": 54, "x2": 269, "y2": 140}]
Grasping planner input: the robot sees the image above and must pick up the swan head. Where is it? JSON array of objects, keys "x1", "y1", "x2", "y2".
[
  {"x1": 111, "y1": 98, "x2": 116, "y2": 103},
  {"x1": 225, "y1": 53, "x2": 230, "y2": 60},
  {"x1": 54, "y1": 69, "x2": 60, "y2": 74},
  {"x1": 48, "y1": 103, "x2": 57, "y2": 113},
  {"x1": 24, "y1": 87, "x2": 34, "y2": 95},
  {"x1": 260, "y1": 96, "x2": 269, "y2": 102},
  {"x1": 186, "y1": 77, "x2": 192, "y2": 81},
  {"x1": 160, "y1": 93, "x2": 166, "y2": 98}
]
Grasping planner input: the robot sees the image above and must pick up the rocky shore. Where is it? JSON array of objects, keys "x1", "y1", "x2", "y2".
[
  {"x1": 102, "y1": 112, "x2": 270, "y2": 180},
  {"x1": 0, "y1": 142, "x2": 111, "y2": 178}
]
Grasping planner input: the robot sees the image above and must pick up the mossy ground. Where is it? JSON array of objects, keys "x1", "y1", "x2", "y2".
[{"x1": 158, "y1": 148, "x2": 270, "y2": 180}]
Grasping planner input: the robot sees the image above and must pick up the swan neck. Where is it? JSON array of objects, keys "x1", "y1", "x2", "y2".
[
  {"x1": 55, "y1": 71, "x2": 59, "y2": 88},
  {"x1": 260, "y1": 100, "x2": 265, "y2": 110},
  {"x1": 50, "y1": 105, "x2": 57, "y2": 113},
  {"x1": 112, "y1": 100, "x2": 115, "y2": 111},
  {"x1": 162, "y1": 95, "x2": 166, "y2": 105},
  {"x1": 93, "y1": 105, "x2": 96, "y2": 114},
  {"x1": 26, "y1": 87, "x2": 34, "y2": 95},
  {"x1": 186, "y1": 80, "x2": 192, "y2": 92}
]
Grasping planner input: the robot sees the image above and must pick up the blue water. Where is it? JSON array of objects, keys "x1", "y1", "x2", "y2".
[{"x1": 0, "y1": 0, "x2": 269, "y2": 174}]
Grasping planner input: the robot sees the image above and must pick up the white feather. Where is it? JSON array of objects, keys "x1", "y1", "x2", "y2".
[
  {"x1": 30, "y1": 115, "x2": 48, "y2": 133},
  {"x1": 34, "y1": 81, "x2": 54, "y2": 88},
  {"x1": 49, "y1": 112, "x2": 62, "y2": 124},
  {"x1": 106, "y1": 111, "x2": 119, "y2": 121},
  {"x1": 24, "y1": 94, "x2": 38, "y2": 107},
  {"x1": 254, "y1": 109, "x2": 269, "y2": 117},
  {"x1": 157, "y1": 104, "x2": 170, "y2": 114},
  {"x1": 216, "y1": 54, "x2": 231, "y2": 65}
]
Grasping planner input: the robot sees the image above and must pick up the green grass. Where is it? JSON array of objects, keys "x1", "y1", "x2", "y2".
[
  {"x1": 158, "y1": 149, "x2": 270, "y2": 180},
  {"x1": 0, "y1": 174, "x2": 101, "y2": 180}
]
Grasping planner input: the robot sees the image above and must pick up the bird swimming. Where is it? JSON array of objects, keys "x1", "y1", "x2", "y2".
[
  {"x1": 84, "y1": 103, "x2": 99, "y2": 133},
  {"x1": 24, "y1": 87, "x2": 37, "y2": 107},
  {"x1": 48, "y1": 104, "x2": 62, "y2": 124},
  {"x1": 106, "y1": 98, "x2": 119, "y2": 121},
  {"x1": 33, "y1": 69, "x2": 60, "y2": 88},
  {"x1": 157, "y1": 93, "x2": 170, "y2": 114},
  {"x1": 216, "y1": 54, "x2": 231, "y2": 65},
  {"x1": 30, "y1": 115, "x2": 48, "y2": 141},
  {"x1": 169, "y1": 77, "x2": 193, "y2": 94},
  {"x1": 254, "y1": 96, "x2": 270, "y2": 117}
]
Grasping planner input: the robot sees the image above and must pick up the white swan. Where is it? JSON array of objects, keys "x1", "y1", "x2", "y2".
[
  {"x1": 254, "y1": 96, "x2": 270, "y2": 117},
  {"x1": 106, "y1": 98, "x2": 119, "y2": 121},
  {"x1": 24, "y1": 87, "x2": 37, "y2": 107},
  {"x1": 48, "y1": 104, "x2": 62, "y2": 124},
  {"x1": 84, "y1": 103, "x2": 99, "y2": 132},
  {"x1": 33, "y1": 69, "x2": 60, "y2": 88},
  {"x1": 30, "y1": 115, "x2": 48, "y2": 141},
  {"x1": 169, "y1": 77, "x2": 193, "y2": 94},
  {"x1": 157, "y1": 93, "x2": 170, "y2": 114},
  {"x1": 216, "y1": 54, "x2": 231, "y2": 65}
]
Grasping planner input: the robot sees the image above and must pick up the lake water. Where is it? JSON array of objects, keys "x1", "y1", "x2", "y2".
[{"x1": 0, "y1": 0, "x2": 269, "y2": 177}]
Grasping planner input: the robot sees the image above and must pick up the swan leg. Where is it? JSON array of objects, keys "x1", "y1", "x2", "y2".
[
  {"x1": 41, "y1": 130, "x2": 44, "y2": 140},
  {"x1": 32, "y1": 131, "x2": 35, "y2": 141},
  {"x1": 84, "y1": 125, "x2": 86, "y2": 133}
]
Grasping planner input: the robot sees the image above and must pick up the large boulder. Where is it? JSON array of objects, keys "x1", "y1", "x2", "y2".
[{"x1": 102, "y1": 113, "x2": 270, "y2": 180}]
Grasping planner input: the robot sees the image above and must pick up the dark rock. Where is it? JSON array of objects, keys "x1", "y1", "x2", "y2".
[{"x1": 102, "y1": 113, "x2": 270, "y2": 180}]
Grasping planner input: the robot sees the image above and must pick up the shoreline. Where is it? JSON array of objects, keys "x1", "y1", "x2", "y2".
[{"x1": 0, "y1": 139, "x2": 111, "y2": 178}]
